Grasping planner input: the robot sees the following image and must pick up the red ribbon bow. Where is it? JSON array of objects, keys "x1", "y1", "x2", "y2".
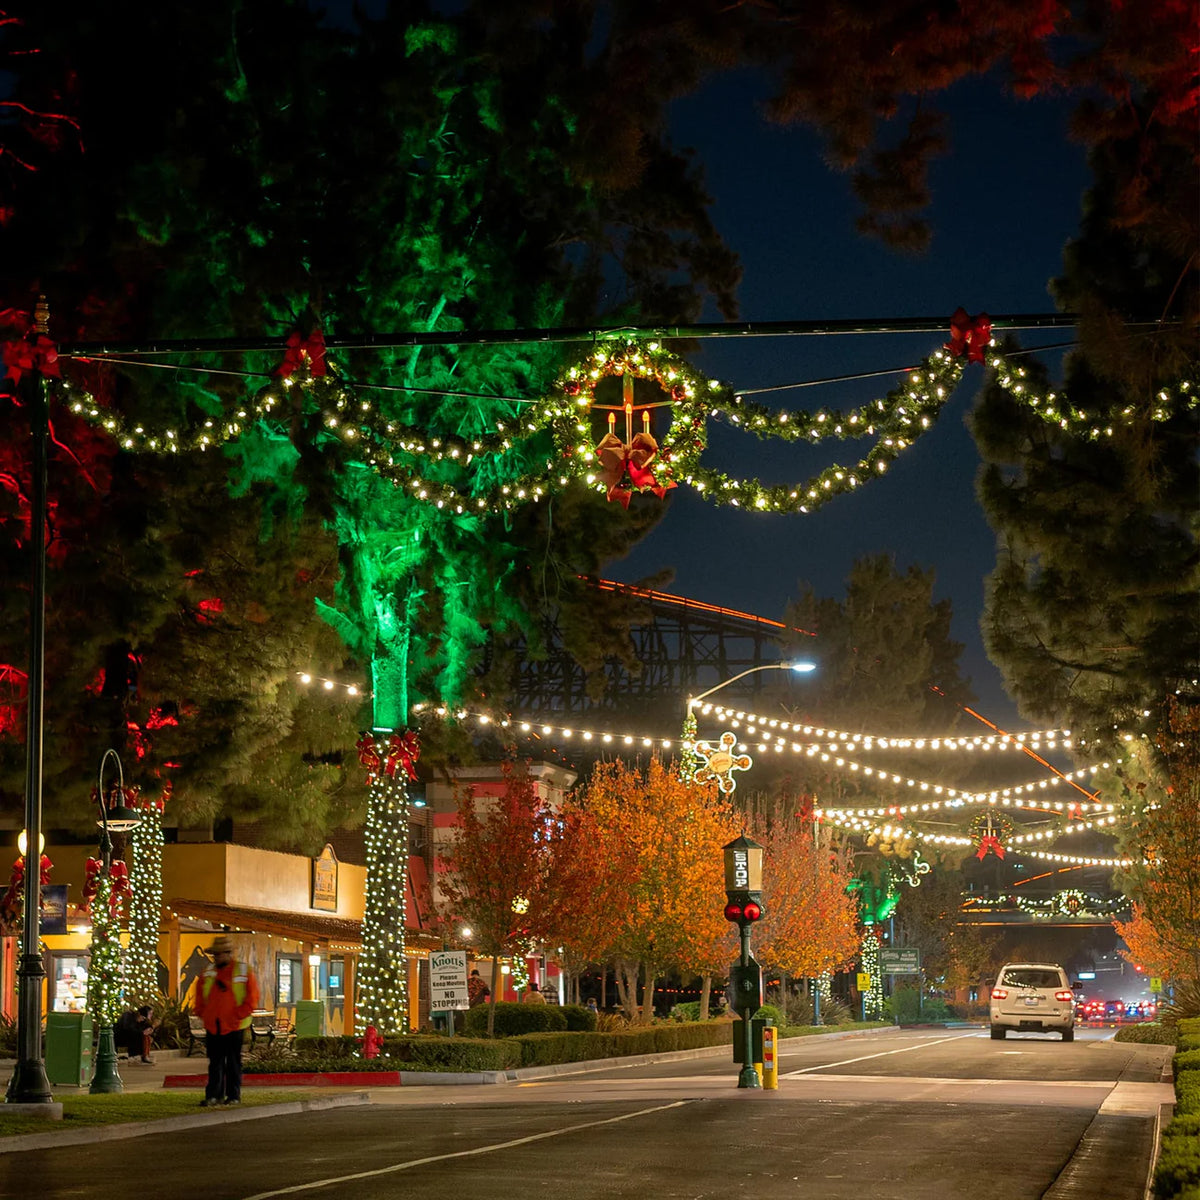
[
  {"x1": 108, "y1": 859, "x2": 132, "y2": 915},
  {"x1": 81, "y1": 856, "x2": 105, "y2": 913},
  {"x1": 384, "y1": 730, "x2": 420, "y2": 781},
  {"x1": 3, "y1": 334, "x2": 60, "y2": 387},
  {"x1": 595, "y1": 430, "x2": 677, "y2": 508},
  {"x1": 975, "y1": 834, "x2": 1005, "y2": 860},
  {"x1": 357, "y1": 732, "x2": 383, "y2": 784},
  {"x1": 276, "y1": 329, "x2": 327, "y2": 378},
  {"x1": 945, "y1": 308, "x2": 992, "y2": 365}
]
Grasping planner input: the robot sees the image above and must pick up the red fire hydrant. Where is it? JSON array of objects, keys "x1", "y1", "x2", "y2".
[{"x1": 362, "y1": 1024, "x2": 382, "y2": 1060}]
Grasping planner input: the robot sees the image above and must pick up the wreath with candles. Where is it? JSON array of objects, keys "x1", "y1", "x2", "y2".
[{"x1": 968, "y1": 809, "x2": 1015, "y2": 860}]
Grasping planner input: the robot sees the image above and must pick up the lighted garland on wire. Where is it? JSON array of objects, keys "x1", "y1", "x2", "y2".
[{"x1": 49, "y1": 318, "x2": 1198, "y2": 520}]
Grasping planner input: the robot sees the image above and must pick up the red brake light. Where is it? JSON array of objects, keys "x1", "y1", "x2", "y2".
[
  {"x1": 1055, "y1": 990, "x2": 1074, "y2": 1002},
  {"x1": 991, "y1": 988, "x2": 1008, "y2": 1000}
]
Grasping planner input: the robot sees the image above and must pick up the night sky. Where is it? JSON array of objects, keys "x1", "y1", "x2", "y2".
[{"x1": 603, "y1": 69, "x2": 1092, "y2": 726}]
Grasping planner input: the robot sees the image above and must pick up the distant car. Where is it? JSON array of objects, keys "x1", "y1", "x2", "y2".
[
  {"x1": 1104, "y1": 1000, "x2": 1125, "y2": 1021},
  {"x1": 990, "y1": 962, "x2": 1077, "y2": 1041}
]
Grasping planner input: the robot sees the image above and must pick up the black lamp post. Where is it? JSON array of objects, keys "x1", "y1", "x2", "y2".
[
  {"x1": 88, "y1": 749, "x2": 142, "y2": 1094},
  {"x1": 723, "y1": 835, "x2": 765, "y2": 1089},
  {"x1": 6, "y1": 300, "x2": 53, "y2": 1106}
]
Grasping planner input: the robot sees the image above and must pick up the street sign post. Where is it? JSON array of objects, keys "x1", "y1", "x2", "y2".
[{"x1": 429, "y1": 950, "x2": 470, "y2": 1026}]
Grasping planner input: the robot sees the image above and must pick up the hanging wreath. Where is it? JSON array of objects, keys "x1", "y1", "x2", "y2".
[
  {"x1": 1055, "y1": 889, "x2": 1086, "y2": 916},
  {"x1": 968, "y1": 809, "x2": 1015, "y2": 859}
]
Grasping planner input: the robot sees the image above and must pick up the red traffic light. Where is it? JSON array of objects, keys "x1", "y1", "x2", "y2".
[
  {"x1": 724, "y1": 900, "x2": 744, "y2": 922},
  {"x1": 742, "y1": 899, "x2": 762, "y2": 922}
]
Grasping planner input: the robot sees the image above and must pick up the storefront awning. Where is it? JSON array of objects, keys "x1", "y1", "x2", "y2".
[{"x1": 168, "y1": 899, "x2": 442, "y2": 952}]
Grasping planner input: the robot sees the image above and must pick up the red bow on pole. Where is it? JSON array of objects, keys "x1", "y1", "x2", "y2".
[
  {"x1": 975, "y1": 835, "x2": 1005, "y2": 860},
  {"x1": 384, "y1": 731, "x2": 420, "y2": 781},
  {"x1": 80, "y1": 856, "x2": 104, "y2": 913},
  {"x1": 108, "y1": 859, "x2": 132, "y2": 916},
  {"x1": 357, "y1": 732, "x2": 383, "y2": 784},
  {"x1": 276, "y1": 329, "x2": 327, "y2": 378},
  {"x1": 945, "y1": 308, "x2": 992, "y2": 364},
  {"x1": 3, "y1": 334, "x2": 60, "y2": 387}
]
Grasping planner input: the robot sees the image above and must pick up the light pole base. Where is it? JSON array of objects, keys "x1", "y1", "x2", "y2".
[
  {"x1": 737, "y1": 1065, "x2": 762, "y2": 1089},
  {"x1": 89, "y1": 1026, "x2": 124, "y2": 1094},
  {"x1": 6, "y1": 1059, "x2": 53, "y2": 1105}
]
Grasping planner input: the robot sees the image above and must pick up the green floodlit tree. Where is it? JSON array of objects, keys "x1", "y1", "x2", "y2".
[{"x1": 0, "y1": 3, "x2": 740, "y2": 1032}]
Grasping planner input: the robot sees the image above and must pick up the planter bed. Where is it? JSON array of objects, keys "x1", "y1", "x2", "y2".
[{"x1": 164, "y1": 1071, "x2": 402, "y2": 1088}]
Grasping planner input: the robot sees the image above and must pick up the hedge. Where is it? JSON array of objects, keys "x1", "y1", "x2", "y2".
[
  {"x1": 561, "y1": 1005, "x2": 598, "y2": 1032},
  {"x1": 1173, "y1": 1049, "x2": 1200, "y2": 1076},
  {"x1": 382, "y1": 1035, "x2": 520, "y2": 1072},
  {"x1": 1154, "y1": 1018, "x2": 1200, "y2": 1198},
  {"x1": 462, "y1": 1001, "x2": 567, "y2": 1037},
  {"x1": 506, "y1": 1021, "x2": 734, "y2": 1067},
  {"x1": 1115, "y1": 1023, "x2": 1178, "y2": 1046}
]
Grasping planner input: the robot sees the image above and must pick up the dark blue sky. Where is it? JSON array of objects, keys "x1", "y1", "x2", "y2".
[{"x1": 604, "y1": 70, "x2": 1091, "y2": 726}]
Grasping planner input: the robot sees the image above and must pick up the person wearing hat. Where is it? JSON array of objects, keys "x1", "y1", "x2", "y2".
[{"x1": 192, "y1": 934, "x2": 260, "y2": 1107}]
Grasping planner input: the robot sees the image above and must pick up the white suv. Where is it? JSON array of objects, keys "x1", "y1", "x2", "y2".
[{"x1": 990, "y1": 962, "x2": 1077, "y2": 1041}]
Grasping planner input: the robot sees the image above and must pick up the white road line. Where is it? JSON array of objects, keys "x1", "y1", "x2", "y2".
[
  {"x1": 239, "y1": 1100, "x2": 691, "y2": 1199},
  {"x1": 780, "y1": 1032, "x2": 976, "y2": 1077}
]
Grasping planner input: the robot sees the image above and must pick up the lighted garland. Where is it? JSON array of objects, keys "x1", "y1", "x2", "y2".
[
  {"x1": 86, "y1": 872, "x2": 126, "y2": 1026},
  {"x1": 860, "y1": 929, "x2": 884, "y2": 1019},
  {"x1": 54, "y1": 332, "x2": 1198, "y2": 520}
]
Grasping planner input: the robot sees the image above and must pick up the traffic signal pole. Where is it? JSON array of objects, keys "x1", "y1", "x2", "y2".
[{"x1": 736, "y1": 924, "x2": 760, "y2": 1090}]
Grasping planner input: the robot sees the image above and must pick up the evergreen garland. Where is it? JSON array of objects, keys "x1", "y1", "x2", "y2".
[{"x1": 86, "y1": 872, "x2": 125, "y2": 1026}]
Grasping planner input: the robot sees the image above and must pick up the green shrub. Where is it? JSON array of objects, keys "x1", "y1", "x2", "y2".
[
  {"x1": 0, "y1": 1013, "x2": 15, "y2": 1059},
  {"x1": 753, "y1": 1004, "x2": 783, "y2": 1026},
  {"x1": 821, "y1": 996, "x2": 855, "y2": 1025},
  {"x1": 462, "y1": 1001, "x2": 567, "y2": 1037},
  {"x1": 384, "y1": 1034, "x2": 520, "y2": 1072},
  {"x1": 1153, "y1": 1130, "x2": 1200, "y2": 1198},
  {"x1": 1179, "y1": 1017, "x2": 1200, "y2": 1036},
  {"x1": 561, "y1": 1004, "x2": 598, "y2": 1032},
  {"x1": 1115, "y1": 1023, "x2": 1178, "y2": 1045},
  {"x1": 292, "y1": 1035, "x2": 360, "y2": 1058},
  {"x1": 1176, "y1": 1071, "x2": 1200, "y2": 1114},
  {"x1": 1179, "y1": 1034, "x2": 1200, "y2": 1055},
  {"x1": 785, "y1": 994, "x2": 815, "y2": 1026},
  {"x1": 1173, "y1": 1048, "x2": 1200, "y2": 1075},
  {"x1": 149, "y1": 991, "x2": 193, "y2": 1050},
  {"x1": 1162, "y1": 983, "x2": 1200, "y2": 1028},
  {"x1": 671, "y1": 1001, "x2": 701, "y2": 1022}
]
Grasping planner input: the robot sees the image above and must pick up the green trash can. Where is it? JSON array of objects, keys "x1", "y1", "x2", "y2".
[
  {"x1": 46, "y1": 1011, "x2": 93, "y2": 1087},
  {"x1": 294, "y1": 999, "x2": 325, "y2": 1038}
]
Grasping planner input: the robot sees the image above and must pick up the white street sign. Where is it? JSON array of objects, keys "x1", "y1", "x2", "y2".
[{"x1": 429, "y1": 949, "x2": 470, "y2": 1011}]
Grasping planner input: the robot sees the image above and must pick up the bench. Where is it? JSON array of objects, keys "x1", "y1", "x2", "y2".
[{"x1": 186, "y1": 1015, "x2": 206, "y2": 1056}]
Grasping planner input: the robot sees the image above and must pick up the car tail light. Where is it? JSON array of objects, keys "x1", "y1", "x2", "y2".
[
  {"x1": 991, "y1": 988, "x2": 1008, "y2": 1000},
  {"x1": 1055, "y1": 990, "x2": 1074, "y2": 1002}
]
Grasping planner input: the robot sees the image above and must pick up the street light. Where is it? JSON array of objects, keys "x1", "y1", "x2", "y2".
[
  {"x1": 686, "y1": 660, "x2": 816, "y2": 711},
  {"x1": 88, "y1": 749, "x2": 141, "y2": 1094}
]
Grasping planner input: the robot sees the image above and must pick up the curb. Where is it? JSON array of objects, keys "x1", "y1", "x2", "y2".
[{"x1": 0, "y1": 1092, "x2": 371, "y2": 1155}]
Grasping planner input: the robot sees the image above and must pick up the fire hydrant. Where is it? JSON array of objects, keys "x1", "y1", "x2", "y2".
[{"x1": 362, "y1": 1024, "x2": 382, "y2": 1060}]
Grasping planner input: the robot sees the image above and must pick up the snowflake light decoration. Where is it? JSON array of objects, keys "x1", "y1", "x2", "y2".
[{"x1": 690, "y1": 731, "x2": 753, "y2": 794}]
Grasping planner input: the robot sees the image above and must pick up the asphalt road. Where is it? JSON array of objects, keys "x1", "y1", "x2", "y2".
[{"x1": 0, "y1": 1027, "x2": 1173, "y2": 1200}]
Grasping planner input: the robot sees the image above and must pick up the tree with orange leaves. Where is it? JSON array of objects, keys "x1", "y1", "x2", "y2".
[
  {"x1": 748, "y1": 792, "x2": 859, "y2": 987},
  {"x1": 440, "y1": 758, "x2": 553, "y2": 1036},
  {"x1": 570, "y1": 757, "x2": 739, "y2": 1023}
]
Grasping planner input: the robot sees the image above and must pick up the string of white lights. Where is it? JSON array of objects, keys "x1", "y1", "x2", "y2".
[
  {"x1": 296, "y1": 672, "x2": 369, "y2": 699},
  {"x1": 413, "y1": 704, "x2": 1118, "y2": 809},
  {"x1": 700, "y1": 704, "x2": 1072, "y2": 752}
]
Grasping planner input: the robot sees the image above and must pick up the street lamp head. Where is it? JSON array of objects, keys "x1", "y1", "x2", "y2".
[
  {"x1": 95, "y1": 749, "x2": 143, "y2": 834},
  {"x1": 786, "y1": 661, "x2": 817, "y2": 672}
]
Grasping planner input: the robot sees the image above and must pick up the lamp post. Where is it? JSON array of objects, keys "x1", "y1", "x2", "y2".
[
  {"x1": 723, "y1": 835, "x2": 765, "y2": 1089},
  {"x1": 6, "y1": 300, "x2": 53, "y2": 1106},
  {"x1": 88, "y1": 750, "x2": 142, "y2": 1094},
  {"x1": 686, "y1": 660, "x2": 816, "y2": 713}
]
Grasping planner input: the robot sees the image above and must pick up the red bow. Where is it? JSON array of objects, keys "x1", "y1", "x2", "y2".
[
  {"x1": 384, "y1": 730, "x2": 420, "y2": 781},
  {"x1": 945, "y1": 308, "x2": 992, "y2": 365},
  {"x1": 357, "y1": 732, "x2": 383, "y2": 784},
  {"x1": 276, "y1": 329, "x2": 327, "y2": 378},
  {"x1": 595, "y1": 430, "x2": 677, "y2": 508},
  {"x1": 80, "y1": 856, "x2": 105, "y2": 913},
  {"x1": 108, "y1": 860, "x2": 132, "y2": 916},
  {"x1": 3, "y1": 334, "x2": 60, "y2": 387},
  {"x1": 975, "y1": 835, "x2": 1005, "y2": 860}
]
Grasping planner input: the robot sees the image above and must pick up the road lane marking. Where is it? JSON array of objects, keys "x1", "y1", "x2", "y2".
[
  {"x1": 239, "y1": 1100, "x2": 691, "y2": 1199},
  {"x1": 780, "y1": 1033, "x2": 976, "y2": 1077}
]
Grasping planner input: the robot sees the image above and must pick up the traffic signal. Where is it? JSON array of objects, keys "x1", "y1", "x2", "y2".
[{"x1": 724, "y1": 891, "x2": 763, "y2": 927}]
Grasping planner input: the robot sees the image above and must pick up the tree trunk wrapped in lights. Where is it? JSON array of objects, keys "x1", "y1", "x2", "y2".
[{"x1": 126, "y1": 794, "x2": 165, "y2": 1006}]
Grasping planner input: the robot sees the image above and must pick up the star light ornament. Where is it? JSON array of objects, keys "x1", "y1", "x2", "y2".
[{"x1": 690, "y1": 731, "x2": 753, "y2": 794}]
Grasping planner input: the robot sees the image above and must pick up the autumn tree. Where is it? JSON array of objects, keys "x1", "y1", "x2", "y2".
[
  {"x1": 440, "y1": 758, "x2": 554, "y2": 1036},
  {"x1": 571, "y1": 758, "x2": 739, "y2": 1022},
  {"x1": 747, "y1": 792, "x2": 859, "y2": 993}
]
